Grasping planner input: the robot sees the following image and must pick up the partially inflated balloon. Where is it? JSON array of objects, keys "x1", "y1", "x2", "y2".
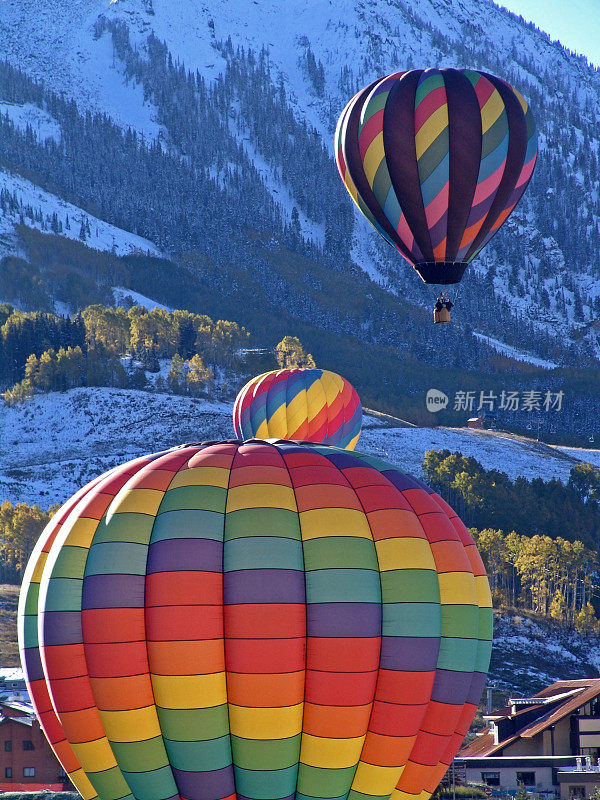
[
  {"x1": 19, "y1": 440, "x2": 492, "y2": 800},
  {"x1": 336, "y1": 68, "x2": 537, "y2": 284},
  {"x1": 233, "y1": 368, "x2": 362, "y2": 449}
]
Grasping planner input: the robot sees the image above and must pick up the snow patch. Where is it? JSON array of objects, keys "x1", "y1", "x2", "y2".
[
  {"x1": 490, "y1": 613, "x2": 600, "y2": 693},
  {"x1": 235, "y1": 128, "x2": 325, "y2": 247},
  {"x1": 556, "y1": 446, "x2": 600, "y2": 467},
  {"x1": 0, "y1": 102, "x2": 61, "y2": 143},
  {"x1": 77, "y1": 20, "x2": 163, "y2": 139},
  {"x1": 0, "y1": 387, "x2": 233, "y2": 507},
  {"x1": 359, "y1": 424, "x2": 583, "y2": 483},
  {"x1": 112, "y1": 287, "x2": 172, "y2": 311},
  {"x1": 0, "y1": 0, "x2": 162, "y2": 137}
]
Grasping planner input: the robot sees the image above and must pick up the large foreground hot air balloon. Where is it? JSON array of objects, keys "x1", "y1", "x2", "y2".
[
  {"x1": 336, "y1": 68, "x2": 537, "y2": 322},
  {"x1": 19, "y1": 440, "x2": 492, "y2": 800},
  {"x1": 233, "y1": 368, "x2": 362, "y2": 449}
]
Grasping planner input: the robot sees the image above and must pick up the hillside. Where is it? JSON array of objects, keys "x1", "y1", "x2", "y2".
[
  {"x1": 1, "y1": 386, "x2": 598, "y2": 507},
  {"x1": 0, "y1": 166, "x2": 161, "y2": 261},
  {"x1": 1, "y1": 0, "x2": 600, "y2": 370},
  {"x1": 490, "y1": 612, "x2": 600, "y2": 695}
]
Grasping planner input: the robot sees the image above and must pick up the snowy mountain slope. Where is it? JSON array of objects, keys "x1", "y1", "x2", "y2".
[
  {"x1": 2, "y1": 387, "x2": 598, "y2": 507},
  {"x1": 4, "y1": 0, "x2": 587, "y2": 135},
  {"x1": 0, "y1": 0, "x2": 161, "y2": 138},
  {"x1": 111, "y1": 286, "x2": 172, "y2": 310},
  {"x1": 0, "y1": 166, "x2": 161, "y2": 258},
  {"x1": 0, "y1": 102, "x2": 61, "y2": 143},
  {"x1": 361, "y1": 423, "x2": 588, "y2": 483},
  {"x1": 0, "y1": 388, "x2": 234, "y2": 506},
  {"x1": 1, "y1": 0, "x2": 600, "y2": 364},
  {"x1": 558, "y1": 446, "x2": 600, "y2": 469}
]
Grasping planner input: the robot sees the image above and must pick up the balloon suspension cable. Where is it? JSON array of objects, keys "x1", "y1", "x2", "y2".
[
  {"x1": 451, "y1": 283, "x2": 462, "y2": 307},
  {"x1": 433, "y1": 285, "x2": 461, "y2": 307}
]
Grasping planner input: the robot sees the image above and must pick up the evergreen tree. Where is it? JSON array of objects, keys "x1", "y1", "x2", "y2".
[{"x1": 178, "y1": 320, "x2": 197, "y2": 359}]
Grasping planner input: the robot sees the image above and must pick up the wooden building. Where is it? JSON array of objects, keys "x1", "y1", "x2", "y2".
[
  {"x1": 0, "y1": 700, "x2": 69, "y2": 788},
  {"x1": 467, "y1": 417, "x2": 485, "y2": 429},
  {"x1": 459, "y1": 679, "x2": 600, "y2": 797}
]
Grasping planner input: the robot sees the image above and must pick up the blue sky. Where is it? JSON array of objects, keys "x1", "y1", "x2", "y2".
[{"x1": 496, "y1": 0, "x2": 600, "y2": 67}]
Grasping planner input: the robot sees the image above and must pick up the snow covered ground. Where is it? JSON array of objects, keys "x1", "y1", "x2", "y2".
[
  {"x1": 233, "y1": 126, "x2": 325, "y2": 248},
  {"x1": 557, "y1": 446, "x2": 600, "y2": 468},
  {"x1": 0, "y1": 388, "x2": 234, "y2": 506},
  {"x1": 490, "y1": 612, "x2": 600, "y2": 694},
  {"x1": 0, "y1": 167, "x2": 162, "y2": 257},
  {"x1": 112, "y1": 287, "x2": 172, "y2": 310},
  {"x1": 2, "y1": 387, "x2": 598, "y2": 507},
  {"x1": 0, "y1": 0, "x2": 162, "y2": 138},
  {"x1": 360, "y1": 423, "x2": 592, "y2": 482}
]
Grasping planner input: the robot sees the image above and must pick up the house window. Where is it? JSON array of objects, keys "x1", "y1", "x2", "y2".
[
  {"x1": 5, "y1": 768, "x2": 12, "y2": 779},
  {"x1": 23, "y1": 767, "x2": 35, "y2": 777},
  {"x1": 569, "y1": 787, "x2": 585, "y2": 799},
  {"x1": 517, "y1": 772, "x2": 536, "y2": 787},
  {"x1": 22, "y1": 739, "x2": 35, "y2": 750},
  {"x1": 482, "y1": 772, "x2": 501, "y2": 787},
  {"x1": 4, "y1": 740, "x2": 12, "y2": 751}
]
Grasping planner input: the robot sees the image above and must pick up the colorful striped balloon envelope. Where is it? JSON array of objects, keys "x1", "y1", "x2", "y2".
[
  {"x1": 336, "y1": 68, "x2": 537, "y2": 285},
  {"x1": 233, "y1": 369, "x2": 362, "y2": 450},
  {"x1": 19, "y1": 439, "x2": 492, "y2": 800}
]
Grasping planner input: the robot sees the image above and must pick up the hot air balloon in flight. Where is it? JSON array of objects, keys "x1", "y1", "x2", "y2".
[
  {"x1": 335, "y1": 68, "x2": 537, "y2": 323},
  {"x1": 19, "y1": 439, "x2": 492, "y2": 800},
  {"x1": 233, "y1": 368, "x2": 362, "y2": 449}
]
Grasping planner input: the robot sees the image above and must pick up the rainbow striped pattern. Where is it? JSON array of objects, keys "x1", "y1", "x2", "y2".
[
  {"x1": 335, "y1": 68, "x2": 537, "y2": 284},
  {"x1": 19, "y1": 440, "x2": 492, "y2": 800},
  {"x1": 233, "y1": 369, "x2": 362, "y2": 450}
]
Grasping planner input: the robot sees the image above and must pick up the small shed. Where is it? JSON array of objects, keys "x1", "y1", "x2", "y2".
[{"x1": 467, "y1": 417, "x2": 484, "y2": 429}]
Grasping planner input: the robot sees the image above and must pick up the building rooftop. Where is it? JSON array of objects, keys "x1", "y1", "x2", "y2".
[
  {"x1": 0, "y1": 699, "x2": 34, "y2": 715},
  {"x1": 461, "y1": 679, "x2": 600, "y2": 758}
]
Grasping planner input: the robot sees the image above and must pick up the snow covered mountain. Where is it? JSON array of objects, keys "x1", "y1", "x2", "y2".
[{"x1": 1, "y1": 0, "x2": 600, "y2": 365}]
